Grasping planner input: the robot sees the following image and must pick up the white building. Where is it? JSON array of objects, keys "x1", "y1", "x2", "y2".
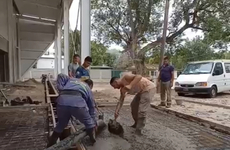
[
  {"x1": 37, "y1": 54, "x2": 64, "y2": 69},
  {"x1": 0, "y1": 0, "x2": 91, "y2": 83}
]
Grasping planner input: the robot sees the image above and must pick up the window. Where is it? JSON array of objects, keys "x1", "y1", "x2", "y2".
[
  {"x1": 213, "y1": 63, "x2": 223, "y2": 76},
  {"x1": 182, "y1": 62, "x2": 213, "y2": 74},
  {"x1": 224, "y1": 63, "x2": 230, "y2": 73}
]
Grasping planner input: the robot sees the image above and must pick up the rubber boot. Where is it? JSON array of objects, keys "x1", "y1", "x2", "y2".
[
  {"x1": 158, "y1": 102, "x2": 166, "y2": 107},
  {"x1": 47, "y1": 131, "x2": 62, "y2": 148},
  {"x1": 135, "y1": 118, "x2": 146, "y2": 136},
  {"x1": 86, "y1": 128, "x2": 96, "y2": 145},
  {"x1": 130, "y1": 122, "x2": 137, "y2": 128}
]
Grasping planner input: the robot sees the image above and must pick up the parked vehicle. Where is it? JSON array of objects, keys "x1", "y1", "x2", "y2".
[{"x1": 175, "y1": 60, "x2": 230, "y2": 98}]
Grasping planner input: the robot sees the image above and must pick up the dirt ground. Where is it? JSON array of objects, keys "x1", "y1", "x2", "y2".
[
  {"x1": 93, "y1": 82, "x2": 230, "y2": 128},
  {"x1": 93, "y1": 82, "x2": 134, "y2": 103},
  {"x1": 0, "y1": 79, "x2": 45, "y2": 105}
]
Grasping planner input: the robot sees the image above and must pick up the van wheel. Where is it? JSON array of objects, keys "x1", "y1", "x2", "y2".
[
  {"x1": 178, "y1": 93, "x2": 185, "y2": 96},
  {"x1": 208, "y1": 86, "x2": 217, "y2": 98}
]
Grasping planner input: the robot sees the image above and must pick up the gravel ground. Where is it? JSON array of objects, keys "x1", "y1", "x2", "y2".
[{"x1": 86, "y1": 106, "x2": 230, "y2": 150}]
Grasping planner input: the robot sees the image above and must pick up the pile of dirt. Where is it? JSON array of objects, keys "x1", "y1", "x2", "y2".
[{"x1": 17, "y1": 78, "x2": 41, "y2": 85}]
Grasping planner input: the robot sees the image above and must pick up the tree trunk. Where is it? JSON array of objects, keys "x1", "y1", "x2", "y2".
[{"x1": 133, "y1": 57, "x2": 146, "y2": 75}]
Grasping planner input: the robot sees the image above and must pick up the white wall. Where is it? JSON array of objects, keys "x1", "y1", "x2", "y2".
[
  {"x1": 90, "y1": 69, "x2": 112, "y2": 79},
  {"x1": 37, "y1": 58, "x2": 64, "y2": 69},
  {"x1": 23, "y1": 68, "x2": 112, "y2": 80}
]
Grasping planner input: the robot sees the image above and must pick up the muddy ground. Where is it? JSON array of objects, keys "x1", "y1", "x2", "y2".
[
  {"x1": 93, "y1": 82, "x2": 230, "y2": 128},
  {"x1": 86, "y1": 107, "x2": 230, "y2": 150}
]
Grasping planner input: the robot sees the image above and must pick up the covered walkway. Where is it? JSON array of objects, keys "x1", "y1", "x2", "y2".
[{"x1": 0, "y1": 0, "x2": 91, "y2": 83}]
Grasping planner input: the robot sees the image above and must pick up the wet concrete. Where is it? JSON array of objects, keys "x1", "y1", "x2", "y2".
[{"x1": 86, "y1": 107, "x2": 230, "y2": 150}]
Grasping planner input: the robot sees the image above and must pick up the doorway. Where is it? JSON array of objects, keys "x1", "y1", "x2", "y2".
[{"x1": 0, "y1": 50, "x2": 9, "y2": 82}]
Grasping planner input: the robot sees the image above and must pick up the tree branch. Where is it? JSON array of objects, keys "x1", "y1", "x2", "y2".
[
  {"x1": 107, "y1": 22, "x2": 128, "y2": 43},
  {"x1": 191, "y1": 26, "x2": 210, "y2": 32}
]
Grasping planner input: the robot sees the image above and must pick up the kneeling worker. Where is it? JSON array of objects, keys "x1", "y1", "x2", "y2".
[
  {"x1": 47, "y1": 74, "x2": 97, "y2": 147},
  {"x1": 110, "y1": 73, "x2": 155, "y2": 135}
]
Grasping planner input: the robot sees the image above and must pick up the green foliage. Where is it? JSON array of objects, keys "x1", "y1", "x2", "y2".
[
  {"x1": 91, "y1": 0, "x2": 230, "y2": 74},
  {"x1": 62, "y1": 30, "x2": 117, "y2": 67},
  {"x1": 91, "y1": 41, "x2": 117, "y2": 67}
]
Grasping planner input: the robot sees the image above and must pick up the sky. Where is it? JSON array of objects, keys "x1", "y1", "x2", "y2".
[{"x1": 47, "y1": 0, "x2": 202, "y2": 53}]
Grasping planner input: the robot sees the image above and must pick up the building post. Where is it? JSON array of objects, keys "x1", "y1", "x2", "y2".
[
  {"x1": 7, "y1": 0, "x2": 14, "y2": 83},
  {"x1": 81, "y1": 0, "x2": 91, "y2": 61},
  {"x1": 57, "y1": 21, "x2": 62, "y2": 74},
  {"x1": 54, "y1": 40, "x2": 58, "y2": 78},
  {"x1": 63, "y1": 0, "x2": 70, "y2": 75}
]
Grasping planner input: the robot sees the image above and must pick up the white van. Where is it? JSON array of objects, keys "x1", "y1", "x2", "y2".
[{"x1": 175, "y1": 60, "x2": 230, "y2": 98}]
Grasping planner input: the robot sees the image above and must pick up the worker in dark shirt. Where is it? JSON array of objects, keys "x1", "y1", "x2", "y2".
[
  {"x1": 75, "y1": 56, "x2": 92, "y2": 80},
  {"x1": 157, "y1": 56, "x2": 174, "y2": 108},
  {"x1": 47, "y1": 73, "x2": 97, "y2": 147}
]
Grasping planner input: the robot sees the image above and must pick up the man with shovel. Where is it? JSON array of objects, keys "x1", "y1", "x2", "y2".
[
  {"x1": 47, "y1": 74, "x2": 97, "y2": 147},
  {"x1": 110, "y1": 73, "x2": 155, "y2": 135}
]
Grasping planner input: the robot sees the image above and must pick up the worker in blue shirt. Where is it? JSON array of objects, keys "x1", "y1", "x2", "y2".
[
  {"x1": 47, "y1": 73, "x2": 97, "y2": 147},
  {"x1": 75, "y1": 56, "x2": 92, "y2": 79}
]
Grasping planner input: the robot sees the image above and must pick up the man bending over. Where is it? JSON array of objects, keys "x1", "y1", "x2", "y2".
[
  {"x1": 47, "y1": 74, "x2": 97, "y2": 147},
  {"x1": 110, "y1": 73, "x2": 155, "y2": 135}
]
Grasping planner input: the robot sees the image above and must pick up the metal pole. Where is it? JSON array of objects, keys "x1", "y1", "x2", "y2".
[
  {"x1": 81, "y1": 0, "x2": 91, "y2": 61},
  {"x1": 158, "y1": 0, "x2": 170, "y2": 69},
  {"x1": 63, "y1": 0, "x2": 70, "y2": 74}
]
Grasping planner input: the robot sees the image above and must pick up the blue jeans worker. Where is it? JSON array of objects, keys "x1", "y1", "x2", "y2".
[
  {"x1": 47, "y1": 74, "x2": 97, "y2": 147},
  {"x1": 157, "y1": 56, "x2": 174, "y2": 108}
]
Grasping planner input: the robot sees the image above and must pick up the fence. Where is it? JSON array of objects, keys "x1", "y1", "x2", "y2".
[{"x1": 22, "y1": 68, "x2": 112, "y2": 81}]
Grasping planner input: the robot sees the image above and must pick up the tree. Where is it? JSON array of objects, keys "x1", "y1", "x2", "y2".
[
  {"x1": 61, "y1": 30, "x2": 81, "y2": 62},
  {"x1": 91, "y1": 41, "x2": 117, "y2": 66},
  {"x1": 91, "y1": 0, "x2": 230, "y2": 75},
  {"x1": 62, "y1": 30, "x2": 116, "y2": 66}
]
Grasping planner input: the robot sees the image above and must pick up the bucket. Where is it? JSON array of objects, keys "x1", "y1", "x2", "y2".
[{"x1": 175, "y1": 99, "x2": 183, "y2": 105}]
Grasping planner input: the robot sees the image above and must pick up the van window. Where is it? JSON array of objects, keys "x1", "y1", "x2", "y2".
[
  {"x1": 224, "y1": 63, "x2": 230, "y2": 73},
  {"x1": 213, "y1": 63, "x2": 223, "y2": 75},
  {"x1": 182, "y1": 62, "x2": 213, "y2": 74}
]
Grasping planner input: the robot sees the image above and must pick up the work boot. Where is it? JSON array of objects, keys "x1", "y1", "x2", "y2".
[
  {"x1": 130, "y1": 122, "x2": 137, "y2": 128},
  {"x1": 47, "y1": 131, "x2": 61, "y2": 147},
  {"x1": 135, "y1": 129, "x2": 143, "y2": 136},
  {"x1": 86, "y1": 128, "x2": 96, "y2": 145},
  {"x1": 158, "y1": 102, "x2": 166, "y2": 107},
  {"x1": 135, "y1": 118, "x2": 145, "y2": 136},
  {"x1": 166, "y1": 104, "x2": 171, "y2": 108}
]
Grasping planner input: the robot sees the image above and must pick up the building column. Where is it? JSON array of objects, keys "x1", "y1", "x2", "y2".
[
  {"x1": 57, "y1": 21, "x2": 62, "y2": 74},
  {"x1": 54, "y1": 40, "x2": 58, "y2": 78},
  {"x1": 17, "y1": 19, "x2": 21, "y2": 81},
  {"x1": 81, "y1": 0, "x2": 91, "y2": 61},
  {"x1": 7, "y1": 0, "x2": 14, "y2": 83},
  {"x1": 63, "y1": 0, "x2": 70, "y2": 75}
]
